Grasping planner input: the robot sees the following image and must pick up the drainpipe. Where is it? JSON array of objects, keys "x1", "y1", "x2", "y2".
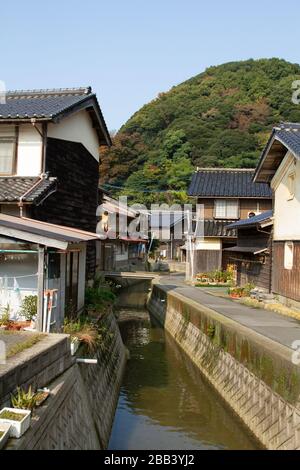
[
  {"x1": 18, "y1": 174, "x2": 47, "y2": 217},
  {"x1": 31, "y1": 119, "x2": 47, "y2": 174}
]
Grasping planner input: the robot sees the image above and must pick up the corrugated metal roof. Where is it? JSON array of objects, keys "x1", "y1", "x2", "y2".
[
  {"x1": 226, "y1": 210, "x2": 273, "y2": 230},
  {"x1": 0, "y1": 176, "x2": 57, "y2": 203},
  {"x1": 188, "y1": 169, "x2": 272, "y2": 198},
  {"x1": 0, "y1": 214, "x2": 100, "y2": 249},
  {"x1": 203, "y1": 220, "x2": 236, "y2": 237},
  {"x1": 223, "y1": 246, "x2": 268, "y2": 254}
]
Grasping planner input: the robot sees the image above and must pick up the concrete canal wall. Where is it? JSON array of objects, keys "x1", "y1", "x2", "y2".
[
  {"x1": 148, "y1": 282, "x2": 300, "y2": 450},
  {"x1": 4, "y1": 312, "x2": 126, "y2": 450}
]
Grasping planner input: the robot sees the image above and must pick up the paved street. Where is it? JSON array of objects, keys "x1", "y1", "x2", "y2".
[{"x1": 158, "y1": 275, "x2": 300, "y2": 350}]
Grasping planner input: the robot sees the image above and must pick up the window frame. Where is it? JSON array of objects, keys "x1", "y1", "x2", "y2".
[
  {"x1": 287, "y1": 171, "x2": 296, "y2": 201},
  {"x1": 284, "y1": 241, "x2": 294, "y2": 270},
  {"x1": 214, "y1": 198, "x2": 240, "y2": 220},
  {"x1": 0, "y1": 125, "x2": 18, "y2": 176}
]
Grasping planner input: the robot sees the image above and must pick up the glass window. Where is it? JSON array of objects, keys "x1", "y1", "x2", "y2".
[
  {"x1": 214, "y1": 199, "x2": 239, "y2": 219},
  {"x1": 0, "y1": 127, "x2": 17, "y2": 175},
  {"x1": 284, "y1": 242, "x2": 294, "y2": 270}
]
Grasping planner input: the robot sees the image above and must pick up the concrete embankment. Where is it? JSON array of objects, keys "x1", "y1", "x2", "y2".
[
  {"x1": 148, "y1": 281, "x2": 300, "y2": 450},
  {"x1": 4, "y1": 312, "x2": 126, "y2": 450}
]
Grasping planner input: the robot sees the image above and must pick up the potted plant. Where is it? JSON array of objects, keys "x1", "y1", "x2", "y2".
[
  {"x1": 0, "y1": 423, "x2": 11, "y2": 449},
  {"x1": 229, "y1": 287, "x2": 244, "y2": 299},
  {"x1": 20, "y1": 295, "x2": 37, "y2": 328},
  {"x1": 0, "y1": 408, "x2": 31, "y2": 438}
]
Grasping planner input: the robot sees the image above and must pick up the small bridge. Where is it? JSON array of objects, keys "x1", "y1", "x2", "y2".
[
  {"x1": 101, "y1": 271, "x2": 159, "y2": 280},
  {"x1": 101, "y1": 271, "x2": 158, "y2": 308}
]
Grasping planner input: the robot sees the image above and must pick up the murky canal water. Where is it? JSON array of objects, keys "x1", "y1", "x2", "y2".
[{"x1": 109, "y1": 310, "x2": 257, "y2": 450}]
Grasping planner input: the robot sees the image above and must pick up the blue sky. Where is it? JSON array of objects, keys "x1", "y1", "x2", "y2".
[{"x1": 1, "y1": 0, "x2": 300, "y2": 130}]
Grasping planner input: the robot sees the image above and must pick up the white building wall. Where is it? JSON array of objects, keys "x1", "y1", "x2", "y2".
[
  {"x1": 272, "y1": 153, "x2": 300, "y2": 241},
  {"x1": 194, "y1": 238, "x2": 221, "y2": 251},
  {"x1": 47, "y1": 110, "x2": 100, "y2": 161},
  {"x1": 17, "y1": 124, "x2": 43, "y2": 176}
]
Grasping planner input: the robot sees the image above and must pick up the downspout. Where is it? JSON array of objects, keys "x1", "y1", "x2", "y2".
[
  {"x1": 18, "y1": 175, "x2": 46, "y2": 217},
  {"x1": 30, "y1": 118, "x2": 47, "y2": 174}
]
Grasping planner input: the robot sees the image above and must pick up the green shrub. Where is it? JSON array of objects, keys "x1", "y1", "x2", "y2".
[
  {"x1": 21, "y1": 295, "x2": 37, "y2": 321},
  {"x1": 0, "y1": 305, "x2": 11, "y2": 325},
  {"x1": 85, "y1": 286, "x2": 116, "y2": 309}
]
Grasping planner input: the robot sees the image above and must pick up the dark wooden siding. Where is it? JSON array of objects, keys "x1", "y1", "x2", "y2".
[
  {"x1": 225, "y1": 227, "x2": 272, "y2": 291},
  {"x1": 273, "y1": 241, "x2": 300, "y2": 301},
  {"x1": 194, "y1": 250, "x2": 222, "y2": 273},
  {"x1": 236, "y1": 254, "x2": 271, "y2": 291},
  {"x1": 32, "y1": 137, "x2": 99, "y2": 279}
]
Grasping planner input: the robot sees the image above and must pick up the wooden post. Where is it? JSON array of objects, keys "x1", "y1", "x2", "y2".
[{"x1": 36, "y1": 245, "x2": 45, "y2": 332}]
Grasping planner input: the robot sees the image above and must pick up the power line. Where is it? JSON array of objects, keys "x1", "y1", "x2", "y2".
[{"x1": 101, "y1": 183, "x2": 187, "y2": 194}]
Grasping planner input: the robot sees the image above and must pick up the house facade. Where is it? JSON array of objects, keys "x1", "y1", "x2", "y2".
[
  {"x1": 225, "y1": 211, "x2": 273, "y2": 292},
  {"x1": 253, "y1": 122, "x2": 300, "y2": 306},
  {"x1": 97, "y1": 191, "x2": 148, "y2": 271},
  {"x1": 0, "y1": 87, "x2": 110, "y2": 274},
  {"x1": 187, "y1": 168, "x2": 272, "y2": 276},
  {"x1": 0, "y1": 87, "x2": 111, "y2": 319},
  {"x1": 0, "y1": 214, "x2": 100, "y2": 330}
]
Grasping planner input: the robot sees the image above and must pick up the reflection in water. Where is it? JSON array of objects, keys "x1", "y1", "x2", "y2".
[{"x1": 109, "y1": 312, "x2": 257, "y2": 450}]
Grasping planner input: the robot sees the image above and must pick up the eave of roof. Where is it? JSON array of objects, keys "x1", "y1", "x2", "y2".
[
  {"x1": 226, "y1": 210, "x2": 273, "y2": 230},
  {"x1": 0, "y1": 214, "x2": 100, "y2": 250},
  {"x1": 223, "y1": 246, "x2": 269, "y2": 255},
  {"x1": 253, "y1": 123, "x2": 300, "y2": 183}
]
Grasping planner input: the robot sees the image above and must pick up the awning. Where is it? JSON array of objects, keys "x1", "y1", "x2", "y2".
[
  {"x1": 0, "y1": 214, "x2": 100, "y2": 250},
  {"x1": 119, "y1": 236, "x2": 148, "y2": 244},
  {"x1": 223, "y1": 246, "x2": 269, "y2": 255}
]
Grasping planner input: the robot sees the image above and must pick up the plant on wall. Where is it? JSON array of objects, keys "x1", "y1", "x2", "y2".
[{"x1": 11, "y1": 386, "x2": 38, "y2": 411}]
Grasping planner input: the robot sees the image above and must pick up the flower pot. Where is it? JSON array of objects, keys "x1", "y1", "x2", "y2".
[
  {"x1": 0, "y1": 408, "x2": 31, "y2": 438},
  {"x1": 230, "y1": 293, "x2": 241, "y2": 299},
  {"x1": 0, "y1": 423, "x2": 11, "y2": 449}
]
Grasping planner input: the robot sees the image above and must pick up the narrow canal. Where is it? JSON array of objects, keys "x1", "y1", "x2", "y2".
[{"x1": 108, "y1": 310, "x2": 257, "y2": 450}]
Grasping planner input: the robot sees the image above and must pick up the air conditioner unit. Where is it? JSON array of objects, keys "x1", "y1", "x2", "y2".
[{"x1": 247, "y1": 211, "x2": 261, "y2": 219}]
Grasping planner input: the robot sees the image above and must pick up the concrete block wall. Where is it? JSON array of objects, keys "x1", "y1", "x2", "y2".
[
  {"x1": 4, "y1": 312, "x2": 126, "y2": 450},
  {"x1": 0, "y1": 334, "x2": 73, "y2": 408},
  {"x1": 148, "y1": 284, "x2": 300, "y2": 450}
]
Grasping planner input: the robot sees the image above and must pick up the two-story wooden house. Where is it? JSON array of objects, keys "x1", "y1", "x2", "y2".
[
  {"x1": 187, "y1": 168, "x2": 272, "y2": 275},
  {"x1": 0, "y1": 87, "x2": 111, "y2": 321},
  {"x1": 253, "y1": 122, "x2": 300, "y2": 308}
]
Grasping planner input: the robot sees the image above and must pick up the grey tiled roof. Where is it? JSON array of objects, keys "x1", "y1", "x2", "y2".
[
  {"x1": 0, "y1": 87, "x2": 111, "y2": 146},
  {"x1": 226, "y1": 210, "x2": 273, "y2": 230},
  {"x1": 188, "y1": 169, "x2": 272, "y2": 198},
  {"x1": 0, "y1": 87, "x2": 93, "y2": 119},
  {"x1": 254, "y1": 122, "x2": 300, "y2": 182},
  {"x1": 0, "y1": 177, "x2": 57, "y2": 203},
  {"x1": 274, "y1": 122, "x2": 300, "y2": 157}
]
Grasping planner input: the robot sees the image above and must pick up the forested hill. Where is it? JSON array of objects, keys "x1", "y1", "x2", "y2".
[{"x1": 100, "y1": 58, "x2": 300, "y2": 204}]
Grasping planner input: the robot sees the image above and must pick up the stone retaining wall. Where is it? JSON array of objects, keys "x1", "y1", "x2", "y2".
[{"x1": 148, "y1": 283, "x2": 300, "y2": 450}]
